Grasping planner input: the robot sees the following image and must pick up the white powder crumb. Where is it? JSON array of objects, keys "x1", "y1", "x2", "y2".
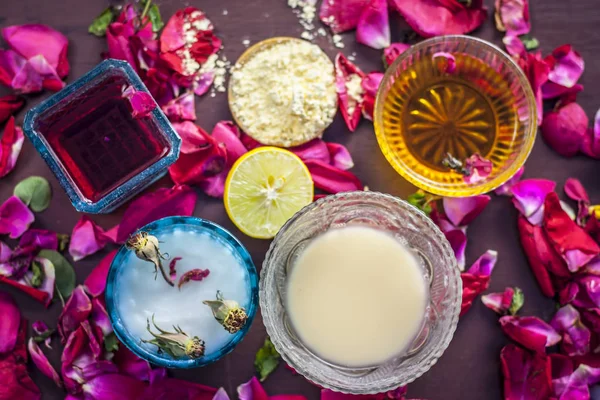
[
  {"x1": 301, "y1": 31, "x2": 314, "y2": 41},
  {"x1": 230, "y1": 40, "x2": 338, "y2": 147},
  {"x1": 197, "y1": 53, "x2": 231, "y2": 97},
  {"x1": 242, "y1": 39, "x2": 250, "y2": 47},
  {"x1": 332, "y1": 34, "x2": 344, "y2": 49},
  {"x1": 287, "y1": 0, "x2": 318, "y2": 42},
  {"x1": 348, "y1": 52, "x2": 356, "y2": 61},
  {"x1": 345, "y1": 74, "x2": 364, "y2": 115},
  {"x1": 317, "y1": 28, "x2": 327, "y2": 37},
  {"x1": 222, "y1": 9, "x2": 228, "y2": 15}
]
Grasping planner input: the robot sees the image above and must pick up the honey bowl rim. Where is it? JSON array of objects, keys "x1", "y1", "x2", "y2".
[{"x1": 373, "y1": 35, "x2": 538, "y2": 197}]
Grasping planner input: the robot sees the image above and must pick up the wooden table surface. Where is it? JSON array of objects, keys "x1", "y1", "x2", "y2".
[{"x1": 1, "y1": 0, "x2": 599, "y2": 399}]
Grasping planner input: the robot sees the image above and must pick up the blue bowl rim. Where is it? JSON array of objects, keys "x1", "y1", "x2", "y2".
[
  {"x1": 105, "y1": 216, "x2": 259, "y2": 369},
  {"x1": 22, "y1": 59, "x2": 181, "y2": 214}
]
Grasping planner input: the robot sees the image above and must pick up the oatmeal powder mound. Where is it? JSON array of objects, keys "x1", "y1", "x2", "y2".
[{"x1": 229, "y1": 39, "x2": 338, "y2": 147}]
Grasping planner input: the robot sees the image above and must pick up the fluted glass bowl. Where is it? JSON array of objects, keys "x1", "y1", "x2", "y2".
[
  {"x1": 374, "y1": 35, "x2": 537, "y2": 197},
  {"x1": 260, "y1": 192, "x2": 461, "y2": 393}
]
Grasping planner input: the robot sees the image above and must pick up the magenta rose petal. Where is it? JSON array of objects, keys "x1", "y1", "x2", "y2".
[
  {"x1": 356, "y1": 0, "x2": 390, "y2": 49},
  {"x1": 500, "y1": 315, "x2": 561, "y2": 353},
  {"x1": 467, "y1": 250, "x2": 498, "y2": 276},
  {"x1": 541, "y1": 102, "x2": 588, "y2": 157},
  {"x1": 211, "y1": 121, "x2": 248, "y2": 164},
  {"x1": 122, "y1": 85, "x2": 157, "y2": 119},
  {"x1": 383, "y1": 43, "x2": 411, "y2": 67},
  {"x1": 161, "y1": 91, "x2": 196, "y2": 122},
  {"x1": 199, "y1": 172, "x2": 227, "y2": 198},
  {"x1": 501, "y1": 344, "x2": 553, "y2": 400},
  {"x1": 0, "y1": 49, "x2": 43, "y2": 94},
  {"x1": 326, "y1": 143, "x2": 354, "y2": 170},
  {"x1": 58, "y1": 286, "x2": 92, "y2": 342},
  {"x1": 113, "y1": 346, "x2": 151, "y2": 381},
  {"x1": 27, "y1": 338, "x2": 62, "y2": 387},
  {"x1": 90, "y1": 298, "x2": 112, "y2": 337},
  {"x1": 495, "y1": 0, "x2": 531, "y2": 36},
  {"x1": 84, "y1": 250, "x2": 117, "y2": 298},
  {"x1": 19, "y1": 229, "x2": 58, "y2": 251},
  {"x1": 0, "y1": 196, "x2": 34, "y2": 239},
  {"x1": 237, "y1": 376, "x2": 270, "y2": 400},
  {"x1": 213, "y1": 388, "x2": 230, "y2": 400},
  {"x1": 495, "y1": 166, "x2": 525, "y2": 196},
  {"x1": 304, "y1": 159, "x2": 362, "y2": 193},
  {"x1": 116, "y1": 185, "x2": 197, "y2": 243},
  {"x1": 463, "y1": 153, "x2": 492, "y2": 184},
  {"x1": 511, "y1": 179, "x2": 556, "y2": 225},
  {"x1": 503, "y1": 34, "x2": 526, "y2": 57},
  {"x1": 514, "y1": 51, "x2": 550, "y2": 126},
  {"x1": 482, "y1": 287, "x2": 518, "y2": 315},
  {"x1": 443, "y1": 195, "x2": 491, "y2": 227},
  {"x1": 319, "y1": 0, "x2": 370, "y2": 33},
  {"x1": 335, "y1": 53, "x2": 365, "y2": 132},
  {"x1": 26, "y1": 54, "x2": 64, "y2": 91},
  {"x1": 1, "y1": 24, "x2": 69, "y2": 77},
  {"x1": 361, "y1": 72, "x2": 383, "y2": 121},
  {"x1": 542, "y1": 81, "x2": 584, "y2": 100},
  {"x1": 169, "y1": 257, "x2": 181, "y2": 281},
  {"x1": 177, "y1": 268, "x2": 210, "y2": 289},
  {"x1": 445, "y1": 229, "x2": 467, "y2": 270},
  {"x1": 0, "y1": 117, "x2": 25, "y2": 179},
  {"x1": 544, "y1": 192, "x2": 600, "y2": 272},
  {"x1": 140, "y1": 377, "x2": 217, "y2": 400},
  {"x1": 32, "y1": 320, "x2": 52, "y2": 349},
  {"x1": 290, "y1": 139, "x2": 331, "y2": 165},
  {"x1": 389, "y1": 0, "x2": 488, "y2": 38},
  {"x1": 432, "y1": 52, "x2": 457, "y2": 74},
  {"x1": 0, "y1": 291, "x2": 20, "y2": 354},
  {"x1": 68, "y1": 216, "x2": 115, "y2": 261},
  {"x1": 550, "y1": 305, "x2": 591, "y2": 356},
  {"x1": 460, "y1": 272, "x2": 490, "y2": 316},
  {"x1": 546, "y1": 45, "x2": 584, "y2": 89},
  {"x1": 81, "y1": 373, "x2": 147, "y2": 400},
  {"x1": 553, "y1": 364, "x2": 600, "y2": 399}
]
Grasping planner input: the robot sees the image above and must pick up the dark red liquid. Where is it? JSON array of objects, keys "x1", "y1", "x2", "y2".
[{"x1": 36, "y1": 74, "x2": 170, "y2": 202}]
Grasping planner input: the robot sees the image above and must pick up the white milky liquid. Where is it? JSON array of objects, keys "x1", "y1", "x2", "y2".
[
  {"x1": 116, "y1": 228, "x2": 251, "y2": 356},
  {"x1": 286, "y1": 226, "x2": 428, "y2": 367}
]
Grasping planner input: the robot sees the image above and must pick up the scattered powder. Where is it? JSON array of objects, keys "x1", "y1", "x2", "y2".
[
  {"x1": 229, "y1": 39, "x2": 337, "y2": 147},
  {"x1": 287, "y1": 0, "x2": 317, "y2": 40},
  {"x1": 242, "y1": 39, "x2": 250, "y2": 47},
  {"x1": 197, "y1": 53, "x2": 231, "y2": 96},
  {"x1": 317, "y1": 27, "x2": 327, "y2": 37},
  {"x1": 222, "y1": 9, "x2": 228, "y2": 15},
  {"x1": 348, "y1": 52, "x2": 357, "y2": 61},
  {"x1": 332, "y1": 34, "x2": 344, "y2": 48},
  {"x1": 345, "y1": 74, "x2": 364, "y2": 115},
  {"x1": 177, "y1": 12, "x2": 214, "y2": 76}
]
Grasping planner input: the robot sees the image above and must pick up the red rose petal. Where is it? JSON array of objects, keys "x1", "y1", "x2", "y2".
[
  {"x1": 500, "y1": 315, "x2": 561, "y2": 353},
  {"x1": 518, "y1": 216, "x2": 558, "y2": 297},
  {"x1": 0, "y1": 117, "x2": 25, "y2": 179},
  {"x1": 501, "y1": 344, "x2": 552, "y2": 400},
  {"x1": 460, "y1": 272, "x2": 489, "y2": 316},
  {"x1": 335, "y1": 53, "x2": 365, "y2": 132},
  {"x1": 0, "y1": 292, "x2": 20, "y2": 354},
  {"x1": 84, "y1": 250, "x2": 117, "y2": 298},
  {"x1": 304, "y1": 159, "x2": 362, "y2": 194},
  {"x1": 0, "y1": 95, "x2": 24, "y2": 125},
  {"x1": 443, "y1": 195, "x2": 491, "y2": 227},
  {"x1": 58, "y1": 286, "x2": 92, "y2": 342}
]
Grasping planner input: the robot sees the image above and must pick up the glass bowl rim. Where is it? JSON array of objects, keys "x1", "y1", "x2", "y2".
[
  {"x1": 260, "y1": 191, "x2": 462, "y2": 393},
  {"x1": 373, "y1": 34, "x2": 537, "y2": 197},
  {"x1": 105, "y1": 215, "x2": 259, "y2": 369}
]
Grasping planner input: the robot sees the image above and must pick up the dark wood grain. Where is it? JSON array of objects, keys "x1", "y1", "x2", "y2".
[{"x1": 1, "y1": 0, "x2": 599, "y2": 398}]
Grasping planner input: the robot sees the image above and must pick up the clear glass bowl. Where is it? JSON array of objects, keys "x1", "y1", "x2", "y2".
[
  {"x1": 105, "y1": 216, "x2": 259, "y2": 368},
  {"x1": 260, "y1": 191, "x2": 461, "y2": 393},
  {"x1": 374, "y1": 35, "x2": 537, "y2": 197}
]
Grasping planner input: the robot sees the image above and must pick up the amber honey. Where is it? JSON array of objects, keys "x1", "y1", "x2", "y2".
[{"x1": 377, "y1": 49, "x2": 532, "y2": 196}]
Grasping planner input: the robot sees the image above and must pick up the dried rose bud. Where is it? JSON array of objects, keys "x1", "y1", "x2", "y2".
[
  {"x1": 203, "y1": 290, "x2": 248, "y2": 334},
  {"x1": 142, "y1": 315, "x2": 205, "y2": 359},
  {"x1": 126, "y1": 232, "x2": 174, "y2": 287}
]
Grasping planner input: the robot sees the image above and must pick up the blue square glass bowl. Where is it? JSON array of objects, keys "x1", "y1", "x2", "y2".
[
  {"x1": 23, "y1": 59, "x2": 181, "y2": 214},
  {"x1": 105, "y1": 216, "x2": 259, "y2": 368}
]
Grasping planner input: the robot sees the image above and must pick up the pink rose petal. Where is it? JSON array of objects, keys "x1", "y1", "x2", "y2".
[
  {"x1": 502, "y1": 35, "x2": 526, "y2": 57},
  {"x1": 0, "y1": 291, "x2": 20, "y2": 354},
  {"x1": 432, "y1": 52, "x2": 457, "y2": 74},
  {"x1": 541, "y1": 102, "x2": 588, "y2": 157},
  {"x1": 213, "y1": 388, "x2": 230, "y2": 400},
  {"x1": 27, "y1": 54, "x2": 64, "y2": 91},
  {"x1": 467, "y1": 250, "x2": 498, "y2": 276},
  {"x1": 84, "y1": 250, "x2": 117, "y2": 297},
  {"x1": 553, "y1": 364, "x2": 600, "y2": 399},
  {"x1": 19, "y1": 229, "x2": 58, "y2": 251},
  {"x1": 290, "y1": 139, "x2": 331, "y2": 165},
  {"x1": 389, "y1": 0, "x2": 488, "y2": 38},
  {"x1": 481, "y1": 287, "x2": 516, "y2": 315},
  {"x1": 238, "y1": 376, "x2": 306, "y2": 400},
  {"x1": 58, "y1": 286, "x2": 92, "y2": 342},
  {"x1": 115, "y1": 185, "x2": 197, "y2": 243},
  {"x1": 550, "y1": 305, "x2": 591, "y2": 357},
  {"x1": 445, "y1": 229, "x2": 467, "y2": 271},
  {"x1": 356, "y1": 0, "x2": 390, "y2": 49},
  {"x1": 212, "y1": 122, "x2": 248, "y2": 163},
  {"x1": 383, "y1": 43, "x2": 411, "y2": 68},
  {"x1": 0, "y1": 196, "x2": 34, "y2": 239},
  {"x1": 495, "y1": 166, "x2": 525, "y2": 196},
  {"x1": 106, "y1": 22, "x2": 137, "y2": 71},
  {"x1": 161, "y1": 91, "x2": 196, "y2": 122},
  {"x1": 443, "y1": 195, "x2": 491, "y2": 227},
  {"x1": 122, "y1": 85, "x2": 157, "y2": 119},
  {"x1": 361, "y1": 72, "x2": 383, "y2": 121},
  {"x1": 546, "y1": 45, "x2": 584, "y2": 89},
  {"x1": 319, "y1": 0, "x2": 370, "y2": 33},
  {"x1": 335, "y1": 53, "x2": 365, "y2": 132},
  {"x1": 304, "y1": 159, "x2": 362, "y2": 193},
  {"x1": 199, "y1": 172, "x2": 227, "y2": 198},
  {"x1": 90, "y1": 298, "x2": 112, "y2": 337},
  {"x1": 501, "y1": 344, "x2": 552, "y2": 400},
  {"x1": 27, "y1": 338, "x2": 62, "y2": 387},
  {"x1": 194, "y1": 71, "x2": 215, "y2": 96},
  {"x1": 326, "y1": 143, "x2": 354, "y2": 170},
  {"x1": 0, "y1": 117, "x2": 25, "y2": 179},
  {"x1": 495, "y1": 0, "x2": 530, "y2": 36},
  {"x1": 500, "y1": 315, "x2": 561, "y2": 353},
  {"x1": 511, "y1": 179, "x2": 556, "y2": 225},
  {"x1": 68, "y1": 216, "x2": 115, "y2": 261},
  {"x1": 1, "y1": 24, "x2": 69, "y2": 77},
  {"x1": 463, "y1": 153, "x2": 492, "y2": 184},
  {"x1": 0, "y1": 95, "x2": 24, "y2": 125},
  {"x1": 0, "y1": 49, "x2": 43, "y2": 94}
]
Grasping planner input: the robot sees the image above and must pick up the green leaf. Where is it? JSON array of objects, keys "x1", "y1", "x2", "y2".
[
  {"x1": 30, "y1": 261, "x2": 45, "y2": 288},
  {"x1": 14, "y1": 176, "x2": 52, "y2": 212},
  {"x1": 520, "y1": 36, "x2": 540, "y2": 51},
  {"x1": 38, "y1": 250, "x2": 76, "y2": 300},
  {"x1": 254, "y1": 337, "x2": 280, "y2": 382},
  {"x1": 407, "y1": 191, "x2": 432, "y2": 216},
  {"x1": 88, "y1": 7, "x2": 116, "y2": 37},
  {"x1": 33, "y1": 328, "x2": 55, "y2": 343},
  {"x1": 104, "y1": 332, "x2": 120, "y2": 353},
  {"x1": 509, "y1": 287, "x2": 525, "y2": 315},
  {"x1": 147, "y1": 4, "x2": 164, "y2": 32}
]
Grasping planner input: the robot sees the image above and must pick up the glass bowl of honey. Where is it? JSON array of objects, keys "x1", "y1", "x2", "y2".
[
  {"x1": 374, "y1": 35, "x2": 537, "y2": 197},
  {"x1": 260, "y1": 191, "x2": 461, "y2": 393}
]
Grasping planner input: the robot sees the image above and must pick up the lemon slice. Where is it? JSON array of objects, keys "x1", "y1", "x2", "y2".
[{"x1": 224, "y1": 147, "x2": 314, "y2": 239}]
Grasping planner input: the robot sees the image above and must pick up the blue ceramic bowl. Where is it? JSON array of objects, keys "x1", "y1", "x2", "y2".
[{"x1": 105, "y1": 216, "x2": 258, "y2": 368}]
